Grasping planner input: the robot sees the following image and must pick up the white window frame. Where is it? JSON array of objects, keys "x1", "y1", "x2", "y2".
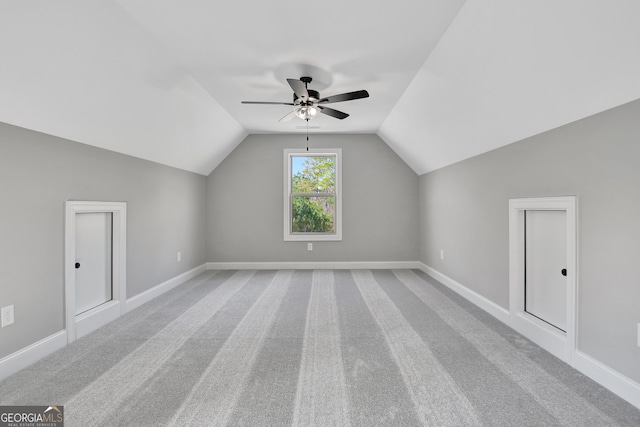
[{"x1": 284, "y1": 148, "x2": 342, "y2": 241}]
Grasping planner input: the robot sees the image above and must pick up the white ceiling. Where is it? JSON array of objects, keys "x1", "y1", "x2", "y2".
[{"x1": 1, "y1": 0, "x2": 639, "y2": 176}]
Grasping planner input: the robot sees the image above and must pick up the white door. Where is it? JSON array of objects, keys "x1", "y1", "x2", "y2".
[
  {"x1": 525, "y1": 210, "x2": 567, "y2": 331},
  {"x1": 75, "y1": 212, "x2": 113, "y2": 315}
]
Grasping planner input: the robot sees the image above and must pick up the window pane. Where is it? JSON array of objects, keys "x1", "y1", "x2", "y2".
[
  {"x1": 292, "y1": 196, "x2": 335, "y2": 233},
  {"x1": 291, "y1": 156, "x2": 335, "y2": 194}
]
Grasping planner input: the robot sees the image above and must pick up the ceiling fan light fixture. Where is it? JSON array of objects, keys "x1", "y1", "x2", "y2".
[{"x1": 294, "y1": 105, "x2": 317, "y2": 120}]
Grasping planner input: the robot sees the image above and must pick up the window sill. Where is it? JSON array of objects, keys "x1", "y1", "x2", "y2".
[{"x1": 284, "y1": 233, "x2": 342, "y2": 242}]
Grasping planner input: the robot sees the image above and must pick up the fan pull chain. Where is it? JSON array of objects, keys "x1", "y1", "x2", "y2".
[{"x1": 305, "y1": 79, "x2": 309, "y2": 151}]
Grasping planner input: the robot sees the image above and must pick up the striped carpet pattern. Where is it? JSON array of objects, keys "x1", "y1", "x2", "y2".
[{"x1": 1, "y1": 269, "x2": 638, "y2": 426}]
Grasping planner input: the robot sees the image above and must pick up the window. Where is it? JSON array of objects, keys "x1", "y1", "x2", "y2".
[{"x1": 284, "y1": 148, "x2": 342, "y2": 241}]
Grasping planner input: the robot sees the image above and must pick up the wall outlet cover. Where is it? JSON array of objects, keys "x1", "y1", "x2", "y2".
[{"x1": 1, "y1": 305, "x2": 15, "y2": 327}]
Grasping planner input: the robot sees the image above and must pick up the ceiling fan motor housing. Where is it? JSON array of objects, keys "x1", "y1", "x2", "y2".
[{"x1": 294, "y1": 89, "x2": 319, "y2": 104}]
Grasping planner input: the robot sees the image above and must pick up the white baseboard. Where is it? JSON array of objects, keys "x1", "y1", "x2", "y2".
[
  {"x1": 573, "y1": 350, "x2": 640, "y2": 409},
  {"x1": 125, "y1": 263, "x2": 207, "y2": 313},
  {"x1": 510, "y1": 311, "x2": 568, "y2": 362},
  {"x1": 419, "y1": 262, "x2": 640, "y2": 410},
  {"x1": 0, "y1": 265, "x2": 206, "y2": 382},
  {"x1": 207, "y1": 261, "x2": 420, "y2": 270},
  {"x1": 418, "y1": 263, "x2": 510, "y2": 325},
  {"x1": 0, "y1": 330, "x2": 67, "y2": 381},
  {"x1": 75, "y1": 300, "x2": 122, "y2": 341}
]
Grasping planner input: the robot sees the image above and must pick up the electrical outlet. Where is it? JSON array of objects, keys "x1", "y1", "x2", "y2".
[
  {"x1": 177, "y1": 252, "x2": 181, "y2": 262},
  {"x1": 440, "y1": 250, "x2": 444, "y2": 260},
  {"x1": 307, "y1": 243, "x2": 313, "y2": 251},
  {"x1": 1, "y1": 305, "x2": 14, "y2": 327}
]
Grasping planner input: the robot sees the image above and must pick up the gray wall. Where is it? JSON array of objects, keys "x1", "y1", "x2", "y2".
[
  {"x1": 419, "y1": 98, "x2": 640, "y2": 383},
  {"x1": 0, "y1": 122, "x2": 207, "y2": 358},
  {"x1": 206, "y1": 134, "x2": 419, "y2": 263}
]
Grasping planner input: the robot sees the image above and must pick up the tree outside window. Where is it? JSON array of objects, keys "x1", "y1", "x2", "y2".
[
  {"x1": 291, "y1": 155, "x2": 335, "y2": 233},
  {"x1": 284, "y1": 149, "x2": 342, "y2": 241}
]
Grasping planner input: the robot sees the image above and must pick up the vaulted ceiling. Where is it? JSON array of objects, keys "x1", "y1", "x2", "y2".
[{"x1": 1, "y1": 1, "x2": 639, "y2": 175}]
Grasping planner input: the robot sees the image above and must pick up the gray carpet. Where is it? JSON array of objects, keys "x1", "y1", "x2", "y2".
[{"x1": 1, "y1": 269, "x2": 638, "y2": 426}]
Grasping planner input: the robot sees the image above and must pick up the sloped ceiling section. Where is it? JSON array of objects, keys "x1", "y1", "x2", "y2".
[
  {"x1": 379, "y1": 0, "x2": 640, "y2": 175},
  {"x1": 113, "y1": 0, "x2": 466, "y2": 135},
  {"x1": 0, "y1": 1, "x2": 246, "y2": 175},
  {"x1": 1, "y1": 1, "x2": 640, "y2": 176}
]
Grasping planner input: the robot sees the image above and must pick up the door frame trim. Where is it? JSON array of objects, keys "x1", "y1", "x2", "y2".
[
  {"x1": 64, "y1": 201, "x2": 127, "y2": 343},
  {"x1": 508, "y1": 196, "x2": 577, "y2": 364}
]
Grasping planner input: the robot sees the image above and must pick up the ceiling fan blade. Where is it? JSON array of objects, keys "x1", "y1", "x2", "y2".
[
  {"x1": 318, "y1": 90, "x2": 369, "y2": 104},
  {"x1": 317, "y1": 105, "x2": 349, "y2": 120},
  {"x1": 241, "y1": 101, "x2": 295, "y2": 105},
  {"x1": 287, "y1": 78, "x2": 309, "y2": 101},
  {"x1": 279, "y1": 110, "x2": 297, "y2": 122}
]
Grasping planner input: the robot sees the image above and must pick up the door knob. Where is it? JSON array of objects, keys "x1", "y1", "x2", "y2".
[
  {"x1": 561, "y1": 268, "x2": 567, "y2": 276},
  {"x1": 75, "y1": 262, "x2": 81, "y2": 269}
]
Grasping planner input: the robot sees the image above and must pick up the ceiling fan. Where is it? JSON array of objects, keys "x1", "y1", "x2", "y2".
[{"x1": 241, "y1": 76, "x2": 369, "y2": 122}]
